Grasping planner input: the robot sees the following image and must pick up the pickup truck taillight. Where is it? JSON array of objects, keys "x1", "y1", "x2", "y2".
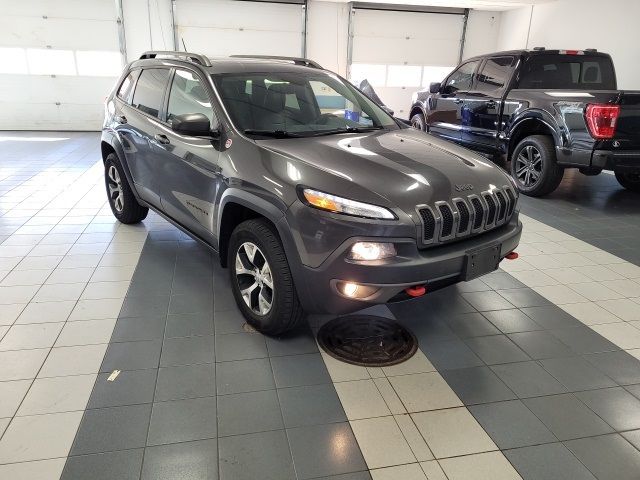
[{"x1": 585, "y1": 104, "x2": 620, "y2": 139}]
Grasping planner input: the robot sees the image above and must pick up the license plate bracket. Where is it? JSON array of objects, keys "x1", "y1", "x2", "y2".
[{"x1": 464, "y1": 244, "x2": 501, "y2": 281}]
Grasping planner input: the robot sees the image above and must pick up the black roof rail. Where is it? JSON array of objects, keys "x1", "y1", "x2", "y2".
[
  {"x1": 585, "y1": 48, "x2": 598, "y2": 52},
  {"x1": 230, "y1": 55, "x2": 323, "y2": 69},
  {"x1": 139, "y1": 51, "x2": 212, "y2": 67},
  {"x1": 532, "y1": 47, "x2": 545, "y2": 51}
]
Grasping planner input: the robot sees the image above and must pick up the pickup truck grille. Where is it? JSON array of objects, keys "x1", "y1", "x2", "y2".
[{"x1": 417, "y1": 186, "x2": 517, "y2": 247}]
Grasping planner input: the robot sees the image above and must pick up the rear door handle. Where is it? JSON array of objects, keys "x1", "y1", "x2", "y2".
[
  {"x1": 114, "y1": 115, "x2": 127, "y2": 124},
  {"x1": 486, "y1": 100, "x2": 497, "y2": 108},
  {"x1": 453, "y1": 99, "x2": 464, "y2": 104},
  {"x1": 154, "y1": 134, "x2": 170, "y2": 145}
]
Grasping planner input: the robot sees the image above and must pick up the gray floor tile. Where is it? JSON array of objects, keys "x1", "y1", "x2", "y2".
[
  {"x1": 218, "y1": 430, "x2": 295, "y2": 480},
  {"x1": 147, "y1": 396, "x2": 217, "y2": 446},
  {"x1": 165, "y1": 312, "x2": 214, "y2": 338},
  {"x1": 171, "y1": 272, "x2": 213, "y2": 296},
  {"x1": 271, "y1": 353, "x2": 331, "y2": 388},
  {"x1": 627, "y1": 384, "x2": 640, "y2": 401},
  {"x1": 420, "y1": 339, "x2": 484, "y2": 370},
  {"x1": 539, "y1": 356, "x2": 617, "y2": 391},
  {"x1": 482, "y1": 271, "x2": 526, "y2": 290},
  {"x1": 465, "y1": 335, "x2": 531, "y2": 365},
  {"x1": 71, "y1": 404, "x2": 152, "y2": 455},
  {"x1": 550, "y1": 326, "x2": 620, "y2": 355},
  {"x1": 497, "y1": 287, "x2": 551, "y2": 308},
  {"x1": 88, "y1": 370, "x2": 157, "y2": 409},
  {"x1": 155, "y1": 363, "x2": 216, "y2": 401},
  {"x1": 141, "y1": 439, "x2": 218, "y2": 480},
  {"x1": 100, "y1": 340, "x2": 162, "y2": 372},
  {"x1": 310, "y1": 473, "x2": 372, "y2": 480},
  {"x1": 215, "y1": 332, "x2": 268, "y2": 362},
  {"x1": 441, "y1": 366, "x2": 517, "y2": 405},
  {"x1": 160, "y1": 335, "x2": 215, "y2": 367},
  {"x1": 576, "y1": 387, "x2": 640, "y2": 431},
  {"x1": 461, "y1": 291, "x2": 514, "y2": 311},
  {"x1": 622, "y1": 429, "x2": 640, "y2": 451},
  {"x1": 469, "y1": 400, "x2": 557, "y2": 449},
  {"x1": 520, "y1": 305, "x2": 583, "y2": 330},
  {"x1": 482, "y1": 308, "x2": 543, "y2": 334},
  {"x1": 524, "y1": 393, "x2": 614, "y2": 440},
  {"x1": 120, "y1": 295, "x2": 170, "y2": 318},
  {"x1": 278, "y1": 384, "x2": 347, "y2": 428},
  {"x1": 508, "y1": 331, "x2": 576, "y2": 360},
  {"x1": 216, "y1": 358, "x2": 275, "y2": 395},
  {"x1": 62, "y1": 449, "x2": 144, "y2": 480},
  {"x1": 584, "y1": 350, "x2": 640, "y2": 385},
  {"x1": 565, "y1": 434, "x2": 640, "y2": 480},
  {"x1": 213, "y1": 308, "x2": 246, "y2": 334},
  {"x1": 504, "y1": 443, "x2": 597, "y2": 480},
  {"x1": 491, "y1": 361, "x2": 568, "y2": 398},
  {"x1": 288, "y1": 422, "x2": 367, "y2": 479},
  {"x1": 169, "y1": 293, "x2": 213, "y2": 315},
  {"x1": 217, "y1": 389, "x2": 283, "y2": 436},
  {"x1": 111, "y1": 315, "x2": 166, "y2": 342},
  {"x1": 265, "y1": 326, "x2": 319, "y2": 356},
  {"x1": 444, "y1": 312, "x2": 501, "y2": 338},
  {"x1": 401, "y1": 318, "x2": 458, "y2": 345}
]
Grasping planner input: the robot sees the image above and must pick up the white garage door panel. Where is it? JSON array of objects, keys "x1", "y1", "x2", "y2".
[
  {"x1": 0, "y1": 17, "x2": 118, "y2": 50},
  {"x1": 2, "y1": 0, "x2": 116, "y2": 20},
  {"x1": 352, "y1": 37, "x2": 460, "y2": 66},
  {"x1": 175, "y1": 0, "x2": 303, "y2": 57},
  {"x1": 0, "y1": 76, "x2": 115, "y2": 105},
  {"x1": 0, "y1": 103, "x2": 104, "y2": 130}
]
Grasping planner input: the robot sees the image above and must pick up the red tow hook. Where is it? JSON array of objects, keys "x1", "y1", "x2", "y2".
[
  {"x1": 405, "y1": 285, "x2": 427, "y2": 297},
  {"x1": 505, "y1": 251, "x2": 519, "y2": 260}
]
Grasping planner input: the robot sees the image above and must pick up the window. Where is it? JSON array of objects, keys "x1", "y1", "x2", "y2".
[
  {"x1": 444, "y1": 61, "x2": 479, "y2": 93},
  {"x1": 350, "y1": 64, "x2": 387, "y2": 88},
  {"x1": 387, "y1": 65, "x2": 422, "y2": 88},
  {"x1": 422, "y1": 66, "x2": 455, "y2": 87},
  {"x1": 517, "y1": 55, "x2": 616, "y2": 90},
  {"x1": 76, "y1": 51, "x2": 121, "y2": 77},
  {"x1": 117, "y1": 70, "x2": 140, "y2": 104},
  {"x1": 167, "y1": 70, "x2": 214, "y2": 125},
  {"x1": 475, "y1": 56, "x2": 515, "y2": 92},
  {"x1": 0, "y1": 47, "x2": 28, "y2": 74},
  {"x1": 26, "y1": 48, "x2": 76, "y2": 75},
  {"x1": 131, "y1": 69, "x2": 171, "y2": 118}
]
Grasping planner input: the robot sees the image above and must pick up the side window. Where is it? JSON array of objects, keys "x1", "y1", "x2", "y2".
[
  {"x1": 167, "y1": 70, "x2": 215, "y2": 126},
  {"x1": 131, "y1": 68, "x2": 171, "y2": 118},
  {"x1": 117, "y1": 70, "x2": 140, "y2": 104},
  {"x1": 444, "y1": 61, "x2": 479, "y2": 93},
  {"x1": 475, "y1": 56, "x2": 516, "y2": 92}
]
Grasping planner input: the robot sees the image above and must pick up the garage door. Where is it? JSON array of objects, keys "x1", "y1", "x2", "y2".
[
  {"x1": 349, "y1": 6, "x2": 465, "y2": 119},
  {"x1": 174, "y1": 0, "x2": 305, "y2": 58},
  {"x1": 0, "y1": 0, "x2": 122, "y2": 130}
]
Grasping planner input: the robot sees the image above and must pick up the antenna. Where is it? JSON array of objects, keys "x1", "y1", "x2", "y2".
[{"x1": 181, "y1": 38, "x2": 187, "y2": 52}]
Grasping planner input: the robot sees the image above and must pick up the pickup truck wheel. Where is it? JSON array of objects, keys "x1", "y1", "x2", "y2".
[
  {"x1": 228, "y1": 219, "x2": 304, "y2": 335},
  {"x1": 104, "y1": 153, "x2": 148, "y2": 224},
  {"x1": 410, "y1": 113, "x2": 426, "y2": 131},
  {"x1": 511, "y1": 135, "x2": 564, "y2": 197},
  {"x1": 614, "y1": 172, "x2": 640, "y2": 192}
]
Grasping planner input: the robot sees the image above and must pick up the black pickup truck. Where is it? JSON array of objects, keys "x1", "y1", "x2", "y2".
[{"x1": 409, "y1": 48, "x2": 640, "y2": 196}]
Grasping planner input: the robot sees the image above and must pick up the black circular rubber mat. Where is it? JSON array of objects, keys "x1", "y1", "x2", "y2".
[{"x1": 317, "y1": 315, "x2": 418, "y2": 367}]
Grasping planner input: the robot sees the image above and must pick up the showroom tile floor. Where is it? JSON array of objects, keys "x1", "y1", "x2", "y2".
[{"x1": 0, "y1": 132, "x2": 639, "y2": 480}]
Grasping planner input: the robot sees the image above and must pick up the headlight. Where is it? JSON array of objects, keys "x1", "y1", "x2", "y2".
[
  {"x1": 301, "y1": 188, "x2": 396, "y2": 220},
  {"x1": 348, "y1": 242, "x2": 397, "y2": 261}
]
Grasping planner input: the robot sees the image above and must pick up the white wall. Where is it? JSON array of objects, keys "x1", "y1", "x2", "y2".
[
  {"x1": 306, "y1": 1, "x2": 350, "y2": 76},
  {"x1": 497, "y1": 0, "x2": 640, "y2": 89},
  {"x1": 123, "y1": 0, "x2": 174, "y2": 62},
  {"x1": 463, "y1": 9, "x2": 502, "y2": 60}
]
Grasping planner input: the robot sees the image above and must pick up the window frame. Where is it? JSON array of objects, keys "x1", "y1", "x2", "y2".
[
  {"x1": 442, "y1": 60, "x2": 481, "y2": 94},
  {"x1": 473, "y1": 56, "x2": 517, "y2": 94},
  {"x1": 130, "y1": 67, "x2": 173, "y2": 121},
  {"x1": 116, "y1": 68, "x2": 141, "y2": 105},
  {"x1": 165, "y1": 67, "x2": 220, "y2": 131}
]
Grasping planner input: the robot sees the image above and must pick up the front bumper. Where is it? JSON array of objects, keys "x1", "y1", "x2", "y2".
[
  {"x1": 592, "y1": 149, "x2": 640, "y2": 173},
  {"x1": 294, "y1": 215, "x2": 522, "y2": 315}
]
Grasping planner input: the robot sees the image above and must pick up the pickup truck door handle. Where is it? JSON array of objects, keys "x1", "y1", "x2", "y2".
[
  {"x1": 114, "y1": 115, "x2": 127, "y2": 124},
  {"x1": 486, "y1": 100, "x2": 497, "y2": 108},
  {"x1": 453, "y1": 99, "x2": 464, "y2": 104},
  {"x1": 154, "y1": 134, "x2": 170, "y2": 145}
]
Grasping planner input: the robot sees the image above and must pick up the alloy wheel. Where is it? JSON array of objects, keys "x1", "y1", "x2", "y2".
[
  {"x1": 107, "y1": 165, "x2": 124, "y2": 212},
  {"x1": 235, "y1": 242, "x2": 274, "y2": 315},
  {"x1": 514, "y1": 145, "x2": 543, "y2": 188}
]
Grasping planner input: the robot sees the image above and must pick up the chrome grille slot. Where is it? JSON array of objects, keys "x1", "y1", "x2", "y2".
[
  {"x1": 495, "y1": 191, "x2": 507, "y2": 222},
  {"x1": 438, "y1": 204, "x2": 454, "y2": 238},
  {"x1": 456, "y1": 200, "x2": 470, "y2": 233}
]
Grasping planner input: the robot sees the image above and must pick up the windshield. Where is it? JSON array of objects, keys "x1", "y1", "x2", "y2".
[
  {"x1": 212, "y1": 71, "x2": 398, "y2": 137},
  {"x1": 517, "y1": 54, "x2": 616, "y2": 90}
]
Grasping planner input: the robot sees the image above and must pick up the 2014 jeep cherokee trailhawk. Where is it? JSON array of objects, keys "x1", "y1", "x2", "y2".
[{"x1": 102, "y1": 51, "x2": 522, "y2": 335}]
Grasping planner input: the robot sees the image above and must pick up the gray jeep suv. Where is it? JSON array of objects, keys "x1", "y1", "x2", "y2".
[{"x1": 101, "y1": 51, "x2": 522, "y2": 335}]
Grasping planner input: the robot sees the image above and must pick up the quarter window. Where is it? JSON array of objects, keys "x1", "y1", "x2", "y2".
[
  {"x1": 131, "y1": 68, "x2": 171, "y2": 119},
  {"x1": 167, "y1": 70, "x2": 215, "y2": 126},
  {"x1": 117, "y1": 70, "x2": 140, "y2": 104},
  {"x1": 444, "y1": 61, "x2": 479, "y2": 93}
]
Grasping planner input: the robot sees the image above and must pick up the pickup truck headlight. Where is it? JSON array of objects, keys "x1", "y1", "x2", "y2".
[{"x1": 301, "y1": 188, "x2": 396, "y2": 220}]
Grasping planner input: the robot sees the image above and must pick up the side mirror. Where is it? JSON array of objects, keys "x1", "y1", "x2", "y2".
[
  {"x1": 429, "y1": 82, "x2": 441, "y2": 94},
  {"x1": 382, "y1": 105, "x2": 395, "y2": 116},
  {"x1": 171, "y1": 113, "x2": 213, "y2": 136}
]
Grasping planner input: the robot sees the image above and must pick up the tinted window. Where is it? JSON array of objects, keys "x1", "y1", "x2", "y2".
[
  {"x1": 167, "y1": 70, "x2": 215, "y2": 125},
  {"x1": 131, "y1": 68, "x2": 171, "y2": 118},
  {"x1": 444, "y1": 61, "x2": 479, "y2": 92},
  {"x1": 475, "y1": 56, "x2": 516, "y2": 92},
  {"x1": 117, "y1": 70, "x2": 140, "y2": 104},
  {"x1": 518, "y1": 55, "x2": 616, "y2": 90}
]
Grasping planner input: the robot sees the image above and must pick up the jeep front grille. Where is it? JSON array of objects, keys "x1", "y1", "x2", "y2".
[{"x1": 417, "y1": 186, "x2": 517, "y2": 246}]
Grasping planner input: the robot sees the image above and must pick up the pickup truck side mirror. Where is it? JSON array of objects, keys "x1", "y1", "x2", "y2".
[
  {"x1": 429, "y1": 82, "x2": 441, "y2": 94},
  {"x1": 171, "y1": 113, "x2": 218, "y2": 137}
]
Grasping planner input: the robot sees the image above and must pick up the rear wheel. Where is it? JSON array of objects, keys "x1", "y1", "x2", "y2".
[
  {"x1": 510, "y1": 135, "x2": 564, "y2": 197},
  {"x1": 410, "y1": 113, "x2": 426, "y2": 131},
  {"x1": 615, "y1": 171, "x2": 640, "y2": 192},
  {"x1": 104, "y1": 153, "x2": 148, "y2": 224},
  {"x1": 228, "y1": 218, "x2": 304, "y2": 335}
]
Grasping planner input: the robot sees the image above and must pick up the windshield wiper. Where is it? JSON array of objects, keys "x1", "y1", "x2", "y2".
[
  {"x1": 243, "y1": 129, "x2": 302, "y2": 138},
  {"x1": 308, "y1": 126, "x2": 384, "y2": 137}
]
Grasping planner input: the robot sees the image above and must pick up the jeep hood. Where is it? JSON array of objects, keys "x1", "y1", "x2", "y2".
[{"x1": 256, "y1": 128, "x2": 512, "y2": 216}]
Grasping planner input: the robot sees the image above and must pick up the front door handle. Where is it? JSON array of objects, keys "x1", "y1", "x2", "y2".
[
  {"x1": 154, "y1": 134, "x2": 170, "y2": 145},
  {"x1": 453, "y1": 99, "x2": 464, "y2": 104},
  {"x1": 486, "y1": 100, "x2": 497, "y2": 108}
]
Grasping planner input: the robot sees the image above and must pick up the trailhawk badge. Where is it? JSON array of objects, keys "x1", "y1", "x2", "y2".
[{"x1": 454, "y1": 183, "x2": 474, "y2": 192}]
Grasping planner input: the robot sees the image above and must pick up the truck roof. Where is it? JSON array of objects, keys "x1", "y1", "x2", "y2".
[{"x1": 464, "y1": 48, "x2": 612, "y2": 63}]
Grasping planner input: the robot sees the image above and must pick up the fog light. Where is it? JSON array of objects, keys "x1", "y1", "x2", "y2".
[
  {"x1": 349, "y1": 242, "x2": 396, "y2": 261},
  {"x1": 342, "y1": 282, "x2": 359, "y2": 297},
  {"x1": 336, "y1": 281, "x2": 379, "y2": 299}
]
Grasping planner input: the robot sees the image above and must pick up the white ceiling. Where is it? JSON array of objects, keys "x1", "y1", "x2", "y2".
[{"x1": 333, "y1": 0, "x2": 555, "y2": 11}]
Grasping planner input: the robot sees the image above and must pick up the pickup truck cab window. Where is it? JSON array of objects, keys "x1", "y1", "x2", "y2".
[
  {"x1": 517, "y1": 55, "x2": 616, "y2": 90},
  {"x1": 443, "y1": 60, "x2": 479, "y2": 93},
  {"x1": 475, "y1": 56, "x2": 516, "y2": 93}
]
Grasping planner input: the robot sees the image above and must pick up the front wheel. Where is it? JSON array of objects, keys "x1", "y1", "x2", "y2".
[
  {"x1": 228, "y1": 219, "x2": 304, "y2": 335},
  {"x1": 510, "y1": 135, "x2": 564, "y2": 197},
  {"x1": 410, "y1": 113, "x2": 426, "y2": 131},
  {"x1": 615, "y1": 171, "x2": 640, "y2": 192}
]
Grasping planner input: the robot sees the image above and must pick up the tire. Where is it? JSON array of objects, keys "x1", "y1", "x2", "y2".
[
  {"x1": 228, "y1": 218, "x2": 304, "y2": 335},
  {"x1": 104, "y1": 153, "x2": 148, "y2": 224},
  {"x1": 615, "y1": 171, "x2": 640, "y2": 192},
  {"x1": 410, "y1": 113, "x2": 426, "y2": 131},
  {"x1": 510, "y1": 135, "x2": 564, "y2": 197}
]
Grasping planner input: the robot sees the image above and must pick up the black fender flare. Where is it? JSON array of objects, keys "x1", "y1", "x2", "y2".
[
  {"x1": 506, "y1": 110, "x2": 563, "y2": 157},
  {"x1": 101, "y1": 130, "x2": 145, "y2": 204}
]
